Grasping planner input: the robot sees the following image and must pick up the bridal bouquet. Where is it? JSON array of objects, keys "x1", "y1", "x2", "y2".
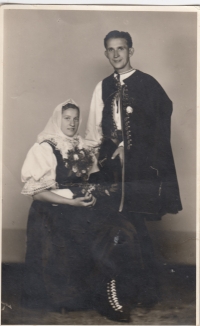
[
  {"x1": 63, "y1": 145, "x2": 110, "y2": 198},
  {"x1": 64, "y1": 145, "x2": 94, "y2": 180}
]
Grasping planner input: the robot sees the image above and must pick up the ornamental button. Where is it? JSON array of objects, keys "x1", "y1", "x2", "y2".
[{"x1": 126, "y1": 106, "x2": 133, "y2": 114}]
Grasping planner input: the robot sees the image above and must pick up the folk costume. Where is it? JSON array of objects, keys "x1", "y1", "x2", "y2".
[
  {"x1": 86, "y1": 69, "x2": 182, "y2": 216},
  {"x1": 86, "y1": 69, "x2": 182, "y2": 305},
  {"x1": 21, "y1": 99, "x2": 142, "y2": 322}
]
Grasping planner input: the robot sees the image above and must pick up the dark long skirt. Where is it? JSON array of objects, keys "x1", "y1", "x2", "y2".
[{"x1": 22, "y1": 198, "x2": 142, "y2": 311}]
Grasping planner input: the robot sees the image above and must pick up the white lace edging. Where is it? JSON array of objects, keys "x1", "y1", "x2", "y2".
[
  {"x1": 21, "y1": 179, "x2": 57, "y2": 196},
  {"x1": 39, "y1": 135, "x2": 84, "y2": 160}
]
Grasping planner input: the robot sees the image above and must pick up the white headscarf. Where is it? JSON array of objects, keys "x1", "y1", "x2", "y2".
[
  {"x1": 37, "y1": 99, "x2": 81, "y2": 144},
  {"x1": 36, "y1": 99, "x2": 85, "y2": 160}
]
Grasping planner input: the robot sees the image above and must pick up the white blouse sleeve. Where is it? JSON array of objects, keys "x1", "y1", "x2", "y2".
[
  {"x1": 85, "y1": 81, "x2": 104, "y2": 148},
  {"x1": 21, "y1": 142, "x2": 57, "y2": 196}
]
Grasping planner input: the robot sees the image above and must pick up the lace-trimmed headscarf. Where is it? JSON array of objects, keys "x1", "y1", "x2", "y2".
[
  {"x1": 36, "y1": 99, "x2": 84, "y2": 158},
  {"x1": 37, "y1": 99, "x2": 82, "y2": 144}
]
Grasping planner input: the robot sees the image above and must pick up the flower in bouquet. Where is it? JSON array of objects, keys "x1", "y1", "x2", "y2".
[
  {"x1": 79, "y1": 150, "x2": 85, "y2": 156},
  {"x1": 72, "y1": 166, "x2": 78, "y2": 173},
  {"x1": 73, "y1": 154, "x2": 79, "y2": 161}
]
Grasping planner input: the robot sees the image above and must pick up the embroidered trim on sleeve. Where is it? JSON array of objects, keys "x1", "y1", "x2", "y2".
[{"x1": 21, "y1": 179, "x2": 57, "y2": 196}]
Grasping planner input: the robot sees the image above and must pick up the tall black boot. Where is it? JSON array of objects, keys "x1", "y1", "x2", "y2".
[{"x1": 95, "y1": 278, "x2": 131, "y2": 323}]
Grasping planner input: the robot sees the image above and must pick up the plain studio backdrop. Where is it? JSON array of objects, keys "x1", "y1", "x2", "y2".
[{"x1": 2, "y1": 9, "x2": 197, "y2": 264}]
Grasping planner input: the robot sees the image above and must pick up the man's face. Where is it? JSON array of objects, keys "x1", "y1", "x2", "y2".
[{"x1": 105, "y1": 38, "x2": 134, "y2": 73}]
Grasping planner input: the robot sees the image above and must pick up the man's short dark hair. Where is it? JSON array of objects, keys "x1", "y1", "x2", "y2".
[{"x1": 104, "y1": 30, "x2": 133, "y2": 49}]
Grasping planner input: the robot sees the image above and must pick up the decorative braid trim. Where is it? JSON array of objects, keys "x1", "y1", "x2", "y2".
[
  {"x1": 107, "y1": 279, "x2": 123, "y2": 312},
  {"x1": 111, "y1": 92, "x2": 120, "y2": 138}
]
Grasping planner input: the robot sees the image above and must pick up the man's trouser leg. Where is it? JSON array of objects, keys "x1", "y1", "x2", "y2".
[{"x1": 128, "y1": 212, "x2": 160, "y2": 306}]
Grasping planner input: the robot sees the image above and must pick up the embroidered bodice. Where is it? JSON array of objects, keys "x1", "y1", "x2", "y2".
[
  {"x1": 42, "y1": 140, "x2": 82, "y2": 188},
  {"x1": 21, "y1": 136, "x2": 94, "y2": 196}
]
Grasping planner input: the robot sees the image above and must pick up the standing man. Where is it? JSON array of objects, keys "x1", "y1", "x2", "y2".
[{"x1": 86, "y1": 30, "x2": 182, "y2": 316}]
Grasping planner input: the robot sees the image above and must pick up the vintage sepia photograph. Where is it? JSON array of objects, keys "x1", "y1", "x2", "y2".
[{"x1": 1, "y1": 5, "x2": 198, "y2": 325}]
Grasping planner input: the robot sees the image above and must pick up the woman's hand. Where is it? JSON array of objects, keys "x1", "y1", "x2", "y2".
[
  {"x1": 33, "y1": 190, "x2": 96, "y2": 207},
  {"x1": 72, "y1": 194, "x2": 96, "y2": 207}
]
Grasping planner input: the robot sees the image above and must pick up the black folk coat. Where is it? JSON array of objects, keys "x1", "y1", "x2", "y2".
[{"x1": 99, "y1": 70, "x2": 182, "y2": 217}]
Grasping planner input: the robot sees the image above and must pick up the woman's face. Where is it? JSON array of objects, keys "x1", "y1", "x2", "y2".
[{"x1": 61, "y1": 108, "x2": 79, "y2": 137}]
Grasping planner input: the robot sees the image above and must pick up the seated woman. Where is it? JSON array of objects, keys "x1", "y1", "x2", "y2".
[{"x1": 21, "y1": 99, "x2": 142, "y2": 323}]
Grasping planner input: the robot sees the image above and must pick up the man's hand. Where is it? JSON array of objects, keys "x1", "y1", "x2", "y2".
[{"x1": 111, "y1": 146, "x2": 124, "y2": 166}]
